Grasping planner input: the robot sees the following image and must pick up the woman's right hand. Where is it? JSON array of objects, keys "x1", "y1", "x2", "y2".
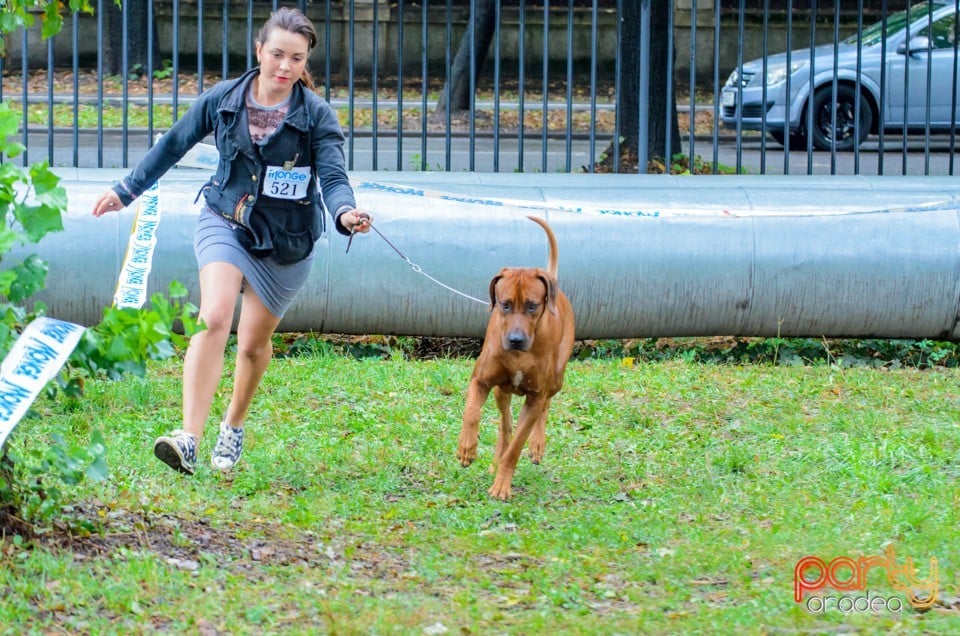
[{"x1": 92, "y1": 190, "x2": 124, "y2": 217}]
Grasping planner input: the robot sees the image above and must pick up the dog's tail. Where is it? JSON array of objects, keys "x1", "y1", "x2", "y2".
[{"x1": 526, "y1": 215, "x2": 559, "y2": 277}]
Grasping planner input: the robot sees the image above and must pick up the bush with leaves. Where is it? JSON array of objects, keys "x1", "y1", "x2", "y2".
[
  {"x1": 0, "y1": 0, "x2": 98, "y2": 57},
  {"x1": 0, "y1": 98, "x2": 201, "y2": 531}
]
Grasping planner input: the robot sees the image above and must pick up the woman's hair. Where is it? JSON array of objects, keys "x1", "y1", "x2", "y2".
[{"x1": 257, "y1": 7, "x2": 318, "y2": 91}]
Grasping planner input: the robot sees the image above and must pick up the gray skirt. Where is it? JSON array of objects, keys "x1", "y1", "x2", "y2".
[{"x1": 194, "y1": 209, "x2": 314, "y2": 318}]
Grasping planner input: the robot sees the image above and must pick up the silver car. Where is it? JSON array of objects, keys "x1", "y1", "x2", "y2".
[{"x1": 721, "y1": 1, "x2": 959, "y2": 150}]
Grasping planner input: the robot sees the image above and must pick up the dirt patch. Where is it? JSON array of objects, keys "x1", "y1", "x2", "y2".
[{"x1": 1, "y1": 500, "x2": 407, "y2": 584}]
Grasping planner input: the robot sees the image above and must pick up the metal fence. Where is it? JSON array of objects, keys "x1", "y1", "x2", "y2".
[{"x1": 2, "y1": 0, "x2": 957, "y2": 176}]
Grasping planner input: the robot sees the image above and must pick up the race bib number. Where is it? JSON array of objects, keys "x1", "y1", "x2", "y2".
[{"x1": 264, "y1": 165, "x2": 311, "y2": 200}]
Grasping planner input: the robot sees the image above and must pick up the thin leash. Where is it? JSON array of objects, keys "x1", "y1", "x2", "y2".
[{"x1": 347, "y1": 221, "x2": 488, "y2": 306}]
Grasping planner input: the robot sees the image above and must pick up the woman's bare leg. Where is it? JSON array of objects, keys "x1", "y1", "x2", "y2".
[
  {"x1": 222, "y1": 285, "x2": 282, "y2": 427},
  {"x1": 181, "y1": 262, "x2": 244, "y2": 441}
]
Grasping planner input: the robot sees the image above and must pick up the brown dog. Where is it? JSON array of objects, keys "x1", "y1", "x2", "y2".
[{"x1": 457, "y1": 215, "x2": 575, "y2": 500}]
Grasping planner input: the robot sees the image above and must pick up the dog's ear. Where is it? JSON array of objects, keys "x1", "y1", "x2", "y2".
[
  {"x1": 538, "y1": 272, "x2": 559, "y2": 315},
  {"x1": 488, "y1": 273, "x2": 504, "y2": 312}
]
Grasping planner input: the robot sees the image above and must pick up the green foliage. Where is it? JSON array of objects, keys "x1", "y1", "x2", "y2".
[
  {"x1": 662, "y1": 152, "x2": 744, "y2": 175},
  {"x1": 575, "y1": 335, "x2": 960, "y2": 368},
  {"x1": 72, "y1": 282, "x2": 201, "y2": 380},
  {"x1": 127, "y1": 63, "x2": 145, "y2": 80},
  {"x1": 0, "y1": 0, "x2": 99, "y2": 57},
  {"x1": 0, "y1": 430, "x2": 106, "y2": 528},
  {"x1": 0, "y1": 101, "x2": 201, "y2": 380},
  {"x1": 152, "y1": 58, "x2": 174, "y2": 80},
  {"x1": 0, "y1": 97, "x2": 200, "y2": 528},
  {"x1": 65, "y1": 282, "x2": 200, "y2": 387},
  {"x1": 408, "y1": 153, "x2": 443, "y2": 172},
  {"x1": 0, "y1": 102, "x2": 63, "y2": 358}
]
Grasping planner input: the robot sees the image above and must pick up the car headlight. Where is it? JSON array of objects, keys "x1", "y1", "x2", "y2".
[{"x1": 758, "y1": 62, "x2": 805, "y2": 87}]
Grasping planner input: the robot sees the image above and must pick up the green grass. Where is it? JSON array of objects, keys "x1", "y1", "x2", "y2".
[
  {"x1": 13, "y1": 102, "x2": 188, "y2": 129},
  {"x1": 2, "y1": 346, "x2": 960, "y2": 634}
]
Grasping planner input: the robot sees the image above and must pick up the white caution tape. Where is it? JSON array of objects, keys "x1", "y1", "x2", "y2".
[
  {"x1": 353, "y1": 180, "x2": 684, "y2": 218},
  {"x1": 176, "y1": 142, "x2": 956, "y2": 219},
  {"x1": 0, "y1": 317, "x2": 86, "y2": 450},
  {"x1": 113, "y1": 181, "x2": 162, "y2": 309},
  {"x1": 0, "y1": 175, "x2": 167, "y2": 450},
  {"x1": 354, "y1": 180, "x2": 956, "y2": 219}
]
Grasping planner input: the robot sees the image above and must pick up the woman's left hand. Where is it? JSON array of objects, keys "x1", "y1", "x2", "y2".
[{"x1": 343, "y1": 209, "x2": 373, "y2": 234}]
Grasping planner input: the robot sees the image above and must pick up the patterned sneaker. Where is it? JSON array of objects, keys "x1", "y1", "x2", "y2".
[
  {"x1": 153, "y1": 430, "x2": 198, "y2": 475},
  {"x1": 211, "y1": 421, "x2": 244, "y2": 470}
]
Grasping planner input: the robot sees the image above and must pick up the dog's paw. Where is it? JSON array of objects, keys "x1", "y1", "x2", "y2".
[
  {"x1": 457, "y1": 445, "x2": 476, "y2": 467},
  {"x1": 527, "y1": 444, "x2": 544, "y2": 465},
  {"x1": 527, "y1": 426, "x2": 546, "y2": 464},
  {"x1": 488, "y1": 477, "x2": 513, "y2": 501}
]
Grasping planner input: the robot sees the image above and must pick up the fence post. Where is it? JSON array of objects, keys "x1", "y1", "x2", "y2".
[{"x1": 637, "y1": 0, "x2": 651, "y2": 173}]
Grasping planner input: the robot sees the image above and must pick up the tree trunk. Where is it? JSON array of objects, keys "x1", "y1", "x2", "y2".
[
  {"x1": 435, "y1": 0, "x2": 498, "y2": 114},
  {"x1": 604, "y1": 1, "x2": 681, "y2": 172},
  {"x1": 104, "y1": 2, "x2": 158, "y2": 78}
]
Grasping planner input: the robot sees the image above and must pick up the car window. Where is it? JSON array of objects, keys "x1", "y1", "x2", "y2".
[
  {"x1": 849, "y1": 2, "x2": 945, "y2": 46},
  {"x1": 919, "y1": 12, "x2": 958, "y2": 50}
]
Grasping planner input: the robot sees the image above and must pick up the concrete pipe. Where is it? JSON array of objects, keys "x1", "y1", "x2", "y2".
[{"x1": 16, "y1": 169, "x2": 960, "y2": 340}]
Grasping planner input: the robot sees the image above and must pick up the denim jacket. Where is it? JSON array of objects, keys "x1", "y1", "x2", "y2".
[{"x1": 112, "y1": 68, "x2": 357, "y2": 259}]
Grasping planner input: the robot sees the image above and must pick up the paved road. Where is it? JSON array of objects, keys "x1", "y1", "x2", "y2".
[
  {"x1": 713, "y1": 135, "x2": 957, "y2": 177},
  {"x1": 22, "y1": 128, "x2": 958, "y2": 176},
  {"x1": 25, "y1": 129, "x2": 605, "y2": 173}
]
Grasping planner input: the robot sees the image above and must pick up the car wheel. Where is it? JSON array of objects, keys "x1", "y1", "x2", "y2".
[
  {"x1": 769, "y1": 129, "x2": 807, "y2": 150},
  {"x1": 809, "y1": 84, "x2": 873, "y2": 151}
]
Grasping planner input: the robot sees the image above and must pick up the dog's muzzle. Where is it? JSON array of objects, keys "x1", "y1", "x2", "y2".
[{"x1": 504, "y1": 329, "x2": 531, "y2": 351}]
